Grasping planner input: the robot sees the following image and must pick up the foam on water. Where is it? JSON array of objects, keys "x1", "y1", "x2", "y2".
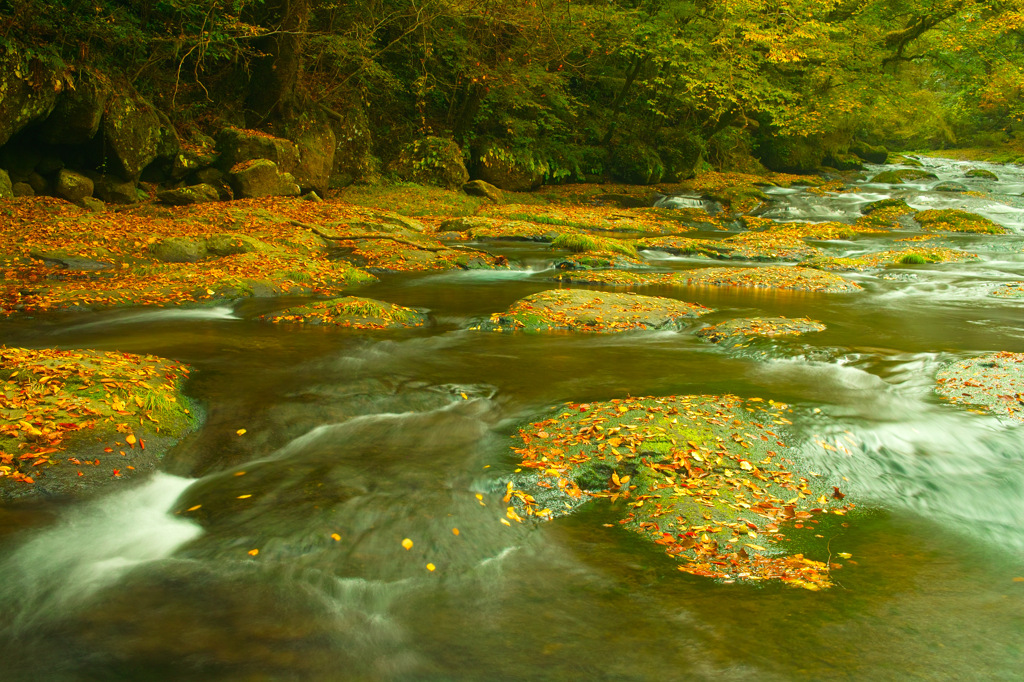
[
  {"x1": 0, "y1": 474, "x2": 202, "y2": 634},
  {"x1": 58, "y1": 305, "x2": 239, "y2": 332}
]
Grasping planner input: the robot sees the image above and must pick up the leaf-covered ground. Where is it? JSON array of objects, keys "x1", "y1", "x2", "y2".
[
  {"x1": 555, "y1": 267, "x2": 862, "y2": 293},
  {"x1": 505, "y1": 395, "x2": 854, "y2": 589},
  {"x1": 697, "y1": 317, "x2": 826, "y2": 345},
  {"x1": 935, "y1": 352, "x2": 1024, "y2": 422},
  {"x1": 258, "y1": 296, "x2": 429, "y2": 329},
  {"x1": 471, "y1": 289, "x2": 711, "y2": 333},
  {"x1": 0, "y1": 346, "x2": 195, "y2": 498}
]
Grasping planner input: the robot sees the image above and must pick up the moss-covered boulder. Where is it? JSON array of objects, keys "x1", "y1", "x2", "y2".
[
  {"x1": 55, "y1": 169, "x2": 94, "y2": 203},
  {"x1": 991, "y1": 282, "x2": 1024, "y2": 299},
  {"x1": 704, "y1": 184, "x2": 769, "y2": 214},
  {"x1": 0, "y1": 347, "x2": 196, "y2": 501},
  {"x1": 472, "y1": 289, "x2": 711, "y2": 333},
  {"x1": 0, "y1": 47, "x2": 60, "y2": 147},
  {"x1": 551, "y1": 232, "x2": 638, "y2": 258},
  {"x1": 936, "y1": 352, "x2": 1024, "y2": 422},
  {"x1": 216, "y1": 127, "x2": 299, "y2": 174},
  {"x1": 505, "y1": 394, "x2": 855, "y2": 588},
  {"x1": 205, "y1": 233, "x2": 270, "y2": 257},
  {"x1": 102, "y1": 90, "x2": 178, "y2": 181},
  {"x1": 258, "y1": 296, "x2": 429, "y2": 329},
  {"x1": 554, "y1": 251, "x2": 647, "y2": 271},
  {"x1": 756, "y1": 134, "x2": 825, "y2": 173},
  {"x1": 870, "y1": 169, "x2": 938, "y2": 184},
  {"x1": 933, "y1": 181, "x2": 970, "y2": 193},
  {"x1": 94, "y1": 175, "x2": 141, "y2": 204},
  {"x1": 609, "y1": 144, "x2": 665, "y2": 185},
  {"x1": 0, "y1": 169, "x2": 14, "y2": 198},
  {"x1": 914, "y1": 209, "x2": 1006, "y2": 234},
  {"x1": 850, "y1": 141, "x2": 888, "y2": 164},
  {"x1": 228, "y1": 159, "x2": 301, "y2": 199},
  {"x1": 150, "y1": 236, "x2": 208, "y2": 263},
  {"x1": 462, "y1": 179, "x2": 503, "y2": 203},
  {"x1": 697, "y1": 317, "x2": 826, "y2": 344},
  {"x1": 474, "y1": 142, "x2": 546, "y2": 191},
  {"x1": 290, "y1": 121, "x2": 335, "y2": 194},
  {"x1": 823, "y1": 152, "x2": 864, "y2": 171},
  {"x1": 965, "y1": 168, "x2": 999, "y2": 180},
  {"x1": 40, "y1": 71, "x2": 111, "y2": 145},
  {"x1": 392, "y1": 136, "x2": 470, "y2": 190},
  {"x1": 156, "y1": 183, "x2": 221, "y2": 206}
]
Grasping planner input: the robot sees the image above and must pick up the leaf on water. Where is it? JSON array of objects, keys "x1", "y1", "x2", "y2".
[
  {"x1": 837, "y1": 552, "x2": 852, "y2": 559},
  {"x1": 248, "y1": 549, "x2": 259, "y2": 556},
  {"x1": 426, "y1": 563, "x2": 436, "y2": 571},
  {"x1": 452, "y1": 528, "x2": 460, "y2": 536},
  {"x1": 236, "y1": 428, "x2": 247, "y2": 435},
  {"x1": 237, "y1": 494, "x2": 252, "y2": 499},
  {"x1": 331, "y1": 533, "x2": 341, "y2": 541},
  {"x1": 187, "y1": 504, "x2": 202, "y2": 511},
  {"x1": 402, "y1": 538, "x2": 414, "y2": 550}
]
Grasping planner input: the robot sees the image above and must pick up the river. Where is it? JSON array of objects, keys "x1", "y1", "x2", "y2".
[{"x1": 1, "y1": 157, "x2": 1023, "y2": 680}]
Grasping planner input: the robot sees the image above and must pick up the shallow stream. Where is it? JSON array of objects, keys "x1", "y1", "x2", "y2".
[{"x1": 1, "y1": 157, "x2": 1023, "y2": 681}]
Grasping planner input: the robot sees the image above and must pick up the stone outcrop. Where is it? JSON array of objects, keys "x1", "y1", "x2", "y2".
[
  {"x1": 391, "y1": 136, "x2": 470, "y2": 190},
  {"x1": 55, "y1": 169, "x2": 94, "y2": 203},
  {"x1": 39, "y1": 72, "x2": 111, "y2": 145},
  {"x1": 227, "y1": 159, "x2": 301, "y2": 199},
  {"x1": 216, "y1": 127, "x2": 299, "y2": 173},
  {"x1": 290, "y1": 121, "x2": 335, "y2": 195},
  {"x1": 0, "y1": 47, "x2": 60, "y2": 148},
  {"x1": 157, "y1": 183, "x2": 221, "y2": 205},
  {"x1": 473, "y1": 142, "x2": 543, "y2": 191},
  {"x1": 0, "y1": 169, "x2": 12, "y2": 198}
]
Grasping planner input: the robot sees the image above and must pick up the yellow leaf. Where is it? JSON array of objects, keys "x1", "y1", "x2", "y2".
[
  {"x1": 331, "y1": 533, "x2": 341, "y2": 542},
  {"x1": 237, "y1": 494, "x2": 252, "y2": 499},
  {"x1": 125, "y1": 434, "x2": 137, "y2": 446},
  {"x1": 739, "y1": 460, "x2": 753, "y2": 471},
  {"x1": 452, "y1": 528, "x2": 460, "y2": 536},
  {"x1": 426, "y1": 563, "x2": 436, "y2": 571},
  {"x1": 186, "y1": 504, "x2": 202, "y2": 512},
  {"x1": 248, "y1": 549, "x2": 259, "y2": 556},
  {"x1": 500, "y1": 518, "x2": 511, "y2": 526},
  {"x1": 236, "y1": 428, "x2": 247, "y2": 436},
  {"x1": 401, "y1": 538, "x2": 413, "y2": 550},
  {"x1": 460, "y1": 392, "x2": 468, "y2": 400},
  {"x1": 837, "y1": 552, "x2": 852, "y2": 559},
  {"x1": 744, "y1": 543, "x2": 766, "y2": 551}
]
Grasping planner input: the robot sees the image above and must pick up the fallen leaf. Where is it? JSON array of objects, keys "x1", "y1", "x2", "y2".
[
  {"x1": 426, "y1": 563, "x2": 436, "y2": 571},
  {"x1": 402, "y1": 538, "x2": 413, "y2": 550},
  {"x1": 236, "y1": 428, "x2": 247, "y2": 435},
  {"x1": 248, "y1": 549, "x2": 259, "y2": 556}
]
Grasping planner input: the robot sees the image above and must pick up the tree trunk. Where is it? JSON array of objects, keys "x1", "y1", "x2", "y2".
[{"x1": 246, "y1": 0, "x2": 310, "y2": 125}]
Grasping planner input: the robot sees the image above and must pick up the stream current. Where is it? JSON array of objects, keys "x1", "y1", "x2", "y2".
[{"x1": 1, "y1": 157, "x2": 1023, "y2": 681}]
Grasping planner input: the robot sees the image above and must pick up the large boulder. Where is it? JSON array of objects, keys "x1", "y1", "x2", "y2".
[
  {"x1": 150, "y1": 237, "x2": 208, "y2": 263},
  {"x1": 93, "y1": 175, "x2": 139, "y2": 204},
  {"x1": 156, "y1": 183, "x2": 221, "y2": 206},
  {"x1": 850, "y1": 141, "x2": 888, "y2": 164},
  {"x1": 102, "y1": 90, "x2": 178, "y2": 180},
  {"x1": 290, "y1": 121, "x2": 335, "y2": 194},
  {"x1": 227, "y1": 159, "x2": 301, "y2": 199},
  {"x1": 216, "y1": 127, "x2": 299, "y2": 173},
  {"x1": 473, "y1": 142, "x2": 545, "y2": 192},
  {"x1": 0, "y1": 47, "x2": 60, "y2": 147},
  {"x1": 55, "y1": 169, "x2": 94, "y2": 203},
  {"x1": 40, "y1": 72, "x2": 111, "y2": 144},
  {"x1": 330, "y1": 102, "x2": 377, "y2": 186},
  {"x1": 756, "y1": 134, "x2": 825, "y2": 173},
  {"x1": 392, "y1": 136, "x2": 470, "y2": 190},
  {"x1": 0, "y1": 169, "x2": 12, "y2": 199},
  {"x1": 462, "y1": 179, "x2": 503, "y2": 203}
]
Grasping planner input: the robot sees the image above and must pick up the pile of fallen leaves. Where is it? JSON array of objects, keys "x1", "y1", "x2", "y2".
[
  {"x1": 505, "y1": 395, "x2": 854, "y2": 589},
  {"x1": 697, "y1": 317, "x2": 826, "y2": 344},
  {"x1": 0, "y1": 346, "x2": 193, "y2": 484},
  {"x1": 258, "y1": 296, "x2": 428, "y2": 329}
]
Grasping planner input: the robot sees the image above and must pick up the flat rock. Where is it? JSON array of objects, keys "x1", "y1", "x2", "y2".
[
  {"x1": 258, "y1": 296, "x2": 429, "y2": 329},
  {"x1": 697, "y1": 317, "x2": 826, "y2": 344},
  {"x1": 472, "y1": 288, "x2": 711, "y2": 333},
  {"x1": 556, "y1": 267, "x2": 862, "y2": 293}
]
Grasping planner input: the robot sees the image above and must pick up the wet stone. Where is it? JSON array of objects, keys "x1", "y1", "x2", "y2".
[
  {"x1": 936, "y1": 352, "x2": 1024, "y2": 422},
  {"x1": 257, "y1": 296, "x2": 429, "y2": 329},
  {"x1": 471, "y1": 289, "x2": 711, "y2": 333},
  {"x1": 697, "y1": 317, "x2": 826, "y2": 345}
]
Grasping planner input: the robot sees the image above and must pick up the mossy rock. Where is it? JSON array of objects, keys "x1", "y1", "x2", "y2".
[
  {"x1": 461, "y1": 219, "x2": 565, "y2": 243},
  {"x1": 991, "y1": 282, "x2": 1024, "y2": 299},
  {"x1": 861, "y1": 198, "x2": 913, "y2": 215},
  {"x1": 474, "y1": 143, "x2": 548, "y2": 192},
  {"x1": 914, "y1": 209, "x2": 1006, "y2": 234},
  {"x1": 704, "y1": 184, "x2": 769, "y2": 214},
  {"x1": 0, "y1": 347, "x2": 196, "y2": 501},
  {"x1": 156, "y1": 184, "x2": 221, "y2": 205},
  {"x1": 886, "y1": 154, "x2": 924, "y2": 167},
  {"x1": 870, "y1": 169, "x2": 938, "y2": 184},
  {"x1": 965, "y1": 168, "x2": 999, "y2": 180},
  {"x1": 205, "y1": 233, "x2": 272, "y2": 256},
  {"x1": 150, "y1": 236, "x2": 208, "y2": 263},
  {"x1": 756, "y1": 134, "x2": 825, "y2": 173},
  {"x1": 471, "y1": 289, "x2": 711, "y2": 333},
  {"x1": 554, "y1": 266, "x2": 861, "y2": 293},
  {"x1": 505, "y1": 394, "x2": 855, "y2": 588},
  {"x1": 800, "y1": 247, "x2": 979, "y2": 271},
  {"x1": 553, "y1": 251, "x2": 646, "y2": 271},
  {"x1": 551, "y1": 232, "x2": 638, "y2": 258},
  {"x1": 642, "y1": 232, "x2": 821, "y2": 262},
  {"x1": 936, "y1": 352, "x2": 1024, "y2": 422},
  {"x1": 850, "y1": 142, "x2": 888, "y2": 164},
  {"x1": 392, "y1": 136, "x2": 469, "y2": 190},
  {"x1": 823, "y1": 152, "x2": 863, "y2": 171},
  {"x1": 258, "y1": 296, "x2": 428, "y2": 329},
  {"x1": 697, "y1": 317, "x2": 826, "y2": 344}
]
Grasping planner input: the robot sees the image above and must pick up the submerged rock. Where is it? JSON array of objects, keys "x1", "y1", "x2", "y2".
[
  {"x1": 990, "y1": 282, "x2": 1024, "y2": 299},
  {"x1": 697, "y1": 317, "x2": 826, "y2": 344},
  {"x1": 258, "y1": 296, "x2": 429, "y2": 329},
  {"x1": 471, "y1": 289, "x2": 711, "y2": 333},
  {"x1": 505, "y1": 394, "x2": 855, "y2": 588},
  {"x1": 870, "y1": 169, "x2": 938, "y2": 184},
  {"x1": 965, "y1": 168, "x2": 999, "y2": 180},
  {"x1": 641, "y1": 231, "x2": 821, "y2": 262},
  {"x1": 936, "y1": 352, "x2": 1024, "y2": 422},
  {"x1": 800, "y1": 247, "x2": 979, "y2": 271}
]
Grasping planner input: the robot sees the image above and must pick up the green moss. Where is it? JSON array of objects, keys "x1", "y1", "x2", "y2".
[
  {"x1": 914, "y1": 209, "x2": 1007, "y2": 234},
  {"x1": 898, "y1": 253, "x2": 927, "y2": 264},
  {"x1": 551, "y1": 232, "x2": 638, "y2": 257}
]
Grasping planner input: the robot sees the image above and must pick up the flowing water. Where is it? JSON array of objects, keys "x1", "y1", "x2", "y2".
[{"x1": 2, "y1": 158, "x2": 1023, "y2": 681}]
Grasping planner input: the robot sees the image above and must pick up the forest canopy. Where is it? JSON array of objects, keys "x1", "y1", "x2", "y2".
[{"x1": 2, "y1": 0, "x2": 1023, "y2": 179}]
